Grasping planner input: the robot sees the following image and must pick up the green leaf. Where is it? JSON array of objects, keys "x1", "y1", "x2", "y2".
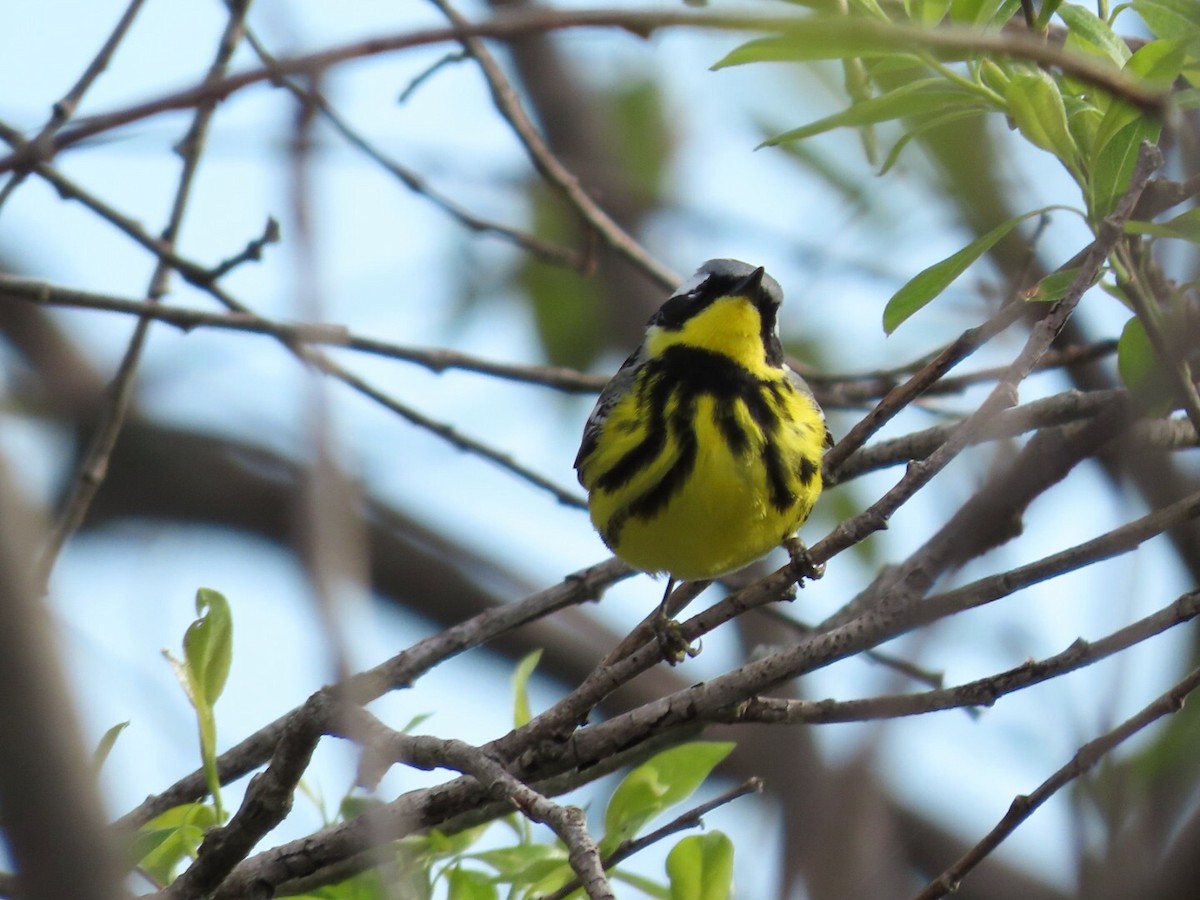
[
  {"x1": 511, "y1": 649, "x2": 542, "y2": 728},
  {"x1": 761, "y1": 81, "x2": 980, "y2": 147},
  {"x1": 519, "y1": 252, "x2": 605, "y2": 370},
  {"x1": 340, "y1": 793, "x2": 386, "y2": 821},
  {"x1": 1127, "y1": 36, "x2": 1190, "y2": 87},
  {"x1": 1006, "y1": 69, "x2": 1080, "y2": 168},
  {"x1": 1132, "y1": 0, "x2": 1200, "y2": 41},
  {"x1": 602, "y1": 742, "x2": 734, "y2": 852},
  {"x1": 978, "y1": 58, "x2": 1011, "y2": 95},
  {"x1": 613, "y1": 869, "x2": 672, "y2": 898},
  {"x1": 389, "y1": 840, "x2": 437, "y2": 900},
  {"x1": 1126, "y1": 208, "x2": 1200, "y2": 243},
  {"x1": 883, "y1": 209, "x2": 1047, "y2": 333},
  {"x1": 184, "y1": 588, "x2": 233, "y2": 708},
  {"x1": 712, "y1": 19, "x2": 914, "y2": 69},
  {"x1": 1067, "y1": 103, "x2": 1104, "y2": 155},
  {"x1": 93, "y1": 721, "x2": 129, "y2": 774},
  {"x1": 714, "y1": 32, "x2": 893, "y2": 68},
  {"x1": 1022, "y1": 266, "x2": 1090, "y2": 302},
  {"x1": 1175, "y1": 86, "x2": 1200, "y2": 108},
  {"x1": 878, "y1": 107, "x2": 985, "y2": 174},
  {"x1": 666, "y1": 832, "x2": 735, "y2": 900},
  {"x1": 949, "y1": 0, "x2": 1022, "y2": 25},
  {"x1": 446, "y1": 866, "x2": 497, "y2": 900},
  {"x1": 1058, "y1": 4, "x2": 1131, "y2": 65},
  {"x1": 919, "y1": 0, "x2": 954, "y2": 25},
  {"x1": 525, "y1": 863, "x2": 589, "y2": 898},
  {"x1": 420, "y1": 824, "x2": 491, "y2": 858},
  {"x1": 1117, "y1": 316, "x2": 1157, "y2": 387},
  {"x1": 399, "y1": 712, "x2": 434, "y2": 734},
  {"x1": 472, "y1": 844, "x2": 566, "y2": 882},
  {"x1": 133, "y1": 802, "x2": 219, "y2": 884},
  {"x1": 1035, "y1": 0, "x2": 1066, "y2": 28},
  {"x1": 127, "y1": 827, "x2": 179, "y2": 875},
  {"x1": 1088, "y1": 39, "x2": 1180, "y2": 180},
  {"x1": 1088, "y1": 116, "x2": 1160, "y2": 221},
  {"x1": 167, "y1": 588, "x2": 234, "y2": 821}
]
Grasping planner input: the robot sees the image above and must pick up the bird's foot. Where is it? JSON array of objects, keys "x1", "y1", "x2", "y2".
[
  {"x1": 653, "y1": 604, "x2": 700, "y2": 665},
  {"x1": 784, "y1": 536, "x2": 825, "y2": 584}
]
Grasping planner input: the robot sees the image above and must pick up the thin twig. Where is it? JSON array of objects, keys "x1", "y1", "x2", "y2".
[
  {"x1": 0, "y1": 126, "x2": 587, "y2": 508},
  {"x1": 836, "y1": 388, "x2": 1126, "y2": 481},
  {"x1": 239, "y1": 25, "x2": 583, "y2": 267},
  {"x1": 757, "y1": 606, "x2": 946, "y2": 690},
  {"x1": 342, "y1": 707, "x2": 614, "y2": 900},
  {"x1": 537, "y1": 777, "x2": 763, "y2": 900},
  {"x1": 814, "y1": 143, "x2": 1162, "y2": 571},
  {"x1": 427, "y1": 0, "x2": 676, "y2": 290},
  {"x1": 822, "y1": 300, "x2": 1026, "y2": 479},
  {"x1": 199, "y1": 215, "x2": 281, "y2": 282},
  {"x1": 727, "y1": 591, "x2": 1200, "y2": 725},
  {"x1": 0, "y1": 273, "x2": 603, "y2": 392},
  {"x1": 35, "y1": 0, "x2": 253, "y2": 587},
  {"x1": 806, "y1": 339, "x2": 1118, "y2": 407},
  {"x1": 0, "y1": 7, "x2": 1167, "y2": 179},
  {"x1": 0, "y1": 0, "x2": 148, "y2": 212},
  {"x1": 914, "y1": 663, "x2": 1200, "y2": 900},
  {"x1": 115, "y1": 557, "x2": 631, "y2": 831}
]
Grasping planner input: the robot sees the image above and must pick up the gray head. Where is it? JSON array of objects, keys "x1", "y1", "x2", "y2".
[
  {"x1": 675, "y1": 259, "x2": 783, "y2": 306},
  {"x1": 650, "y1": 258, "x2": 783, "y2": 330}
]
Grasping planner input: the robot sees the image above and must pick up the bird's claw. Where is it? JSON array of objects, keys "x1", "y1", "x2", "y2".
[
  {"x1": 784, "y1": 537, "x2": 825, "y2": 584},
  {"x1": 653, "y1": 607, "x2": 700, "y2": 665}
]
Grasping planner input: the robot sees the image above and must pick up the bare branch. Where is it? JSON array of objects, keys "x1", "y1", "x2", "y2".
[
  {"x1": 539, "y1": 777, "x2": 764, "y2": 900},
  {"x1": 836, "y1": 388, "x2": 1125, "y2": 481},
  {"x1": 0, "y1": 7, "x2": 1166, "y2": 180},
  {"x1": 0, "y1": 273, "x2": 603, "y2": 392},
  {"x1": 428, "y1": 0, "x2": 676, "y2": 290},
  {"x1": 115, "y1": 557, "x2": 631, "y2": 831},
  {"x1": 726, "y1": 591, "x2": 1200, "y2": 725},
  {"x1": 815, "y1": 142, "x2": 1162, "y2": 573},
  {"x1": 0, "y1": 0, "x2": 148, "y2": 212},
  {"x1": 915, "y1": 664, "x2": 1200, "y2": 900},
  {"x1": 239, "y1": 25, "x2": 583, "y2": 268},
  {"x1": 0, "y1": 134, "x2": 588, "y2": 507},
  {"x1": 35, "y1": 0, "x2": 253, "y2": 586},
  {"x1": 344, "y1": 707, "x2": 614, "y2": 900}
]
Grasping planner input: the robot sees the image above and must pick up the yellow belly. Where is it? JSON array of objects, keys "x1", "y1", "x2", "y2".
[{"x1": 586, "y1": 394, "x2": 823, "y2": 581}]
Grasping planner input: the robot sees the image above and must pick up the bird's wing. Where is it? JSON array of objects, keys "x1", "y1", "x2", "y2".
[
  {"x1": 574, "y1": 344, "x2": 647, "y2": 476},
  {"x1": 788, "y1": 366, "x2": 834, "y2": 450}
]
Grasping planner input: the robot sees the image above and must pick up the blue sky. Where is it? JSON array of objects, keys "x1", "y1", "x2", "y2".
[{"x1": 1, "y1": 0, "x2": 1191, "y2": 895}]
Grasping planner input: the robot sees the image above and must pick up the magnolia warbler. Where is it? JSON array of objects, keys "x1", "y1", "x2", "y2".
[{"x1": 575, "y1": 259, "x2": 830, "y2": 653}]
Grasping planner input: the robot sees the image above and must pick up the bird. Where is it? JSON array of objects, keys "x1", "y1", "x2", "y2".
[{"x1": 574, "y1": 258, "x2": 830, "y2": 658}]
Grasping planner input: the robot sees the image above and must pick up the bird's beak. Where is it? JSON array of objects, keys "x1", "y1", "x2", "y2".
[{"x1": 733, "y1": 266, "x2": 765, "y2": 297}]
